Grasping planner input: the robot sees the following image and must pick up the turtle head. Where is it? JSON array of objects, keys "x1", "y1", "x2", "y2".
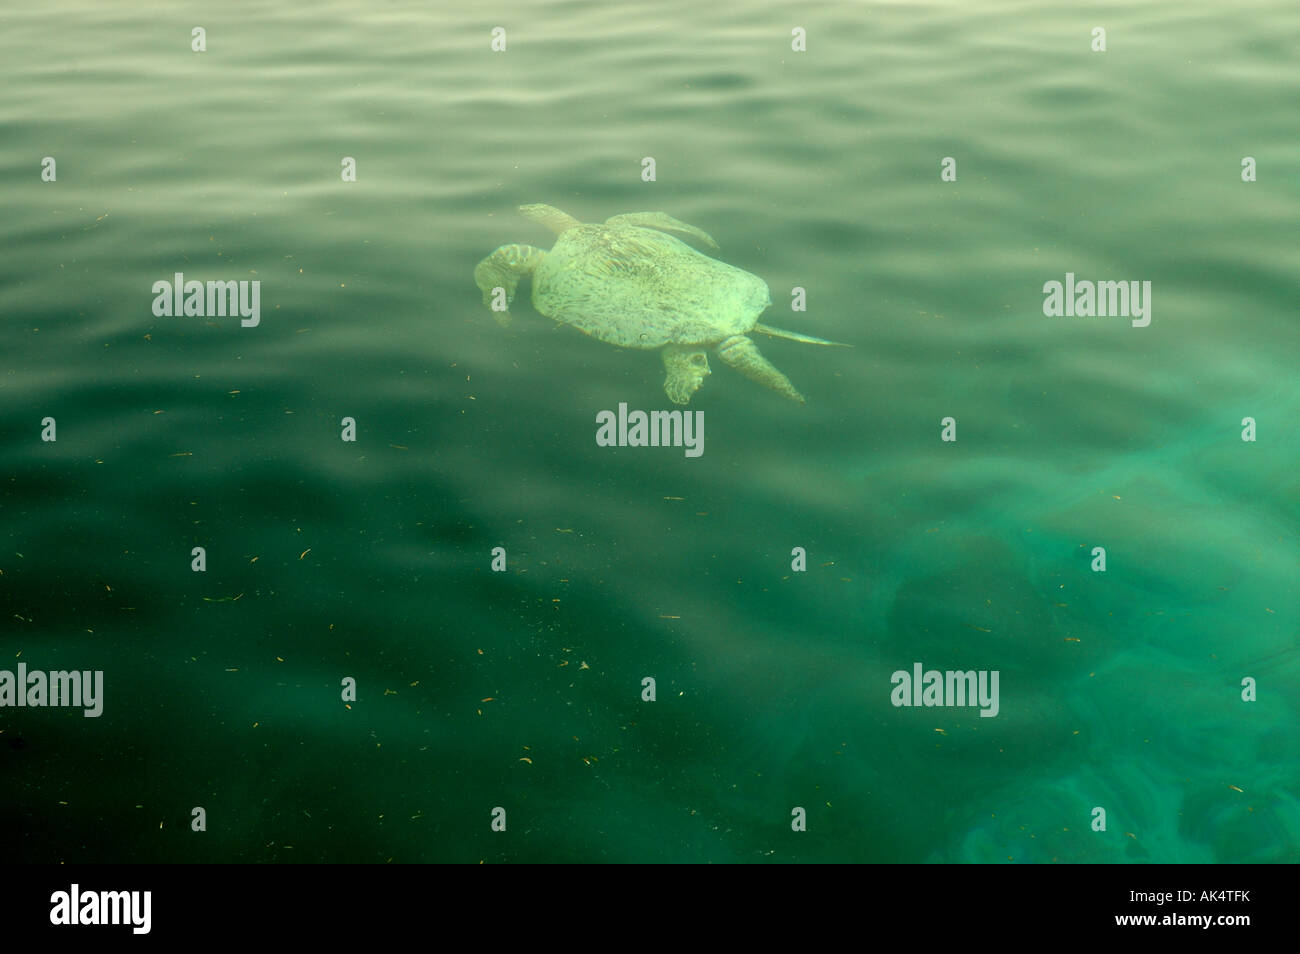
[{"x1": 473, "y1": 243, "x2": 548, "y2": 327}]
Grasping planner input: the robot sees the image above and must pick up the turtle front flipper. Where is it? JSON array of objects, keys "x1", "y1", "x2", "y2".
[
  {"x1": 473, "y1": 244, "x2": 546, "y2": 327},
  {"x1": 518, "y1": 204, "x2": 583, "y2": 235},
  {"x1": 661, "y1": 345, "x2": 711, "y2": 405},
  {"x1": 717, "y1": 335, "x2": 804, "y2": 403},
  {"x1": 604, "y1": 212, "x2": 719, "y2": 250}
]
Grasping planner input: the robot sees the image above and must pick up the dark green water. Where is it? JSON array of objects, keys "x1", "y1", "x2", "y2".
[{"x1": 2, "y1": 0, "x2": 1297, "y2": 862}]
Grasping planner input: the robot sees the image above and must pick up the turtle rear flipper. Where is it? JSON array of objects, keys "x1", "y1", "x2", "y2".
[
  {"x1": 717, "y1": 335, "x2": 804, "y2": 403},
  {"x1": 605, "y1": 212, "x2": 718, "y2": 250},
  {"x1": 473, "y1": 244, "x2": 547, "y2": 326}
]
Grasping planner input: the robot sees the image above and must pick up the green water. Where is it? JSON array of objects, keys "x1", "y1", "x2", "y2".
[{"x1": 2, "y1": 0, "x2": 1297, "y2": 863}]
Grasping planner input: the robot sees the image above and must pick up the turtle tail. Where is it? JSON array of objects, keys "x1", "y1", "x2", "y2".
[{"x1": 752, "y1": 323, "x2": 849, "y2": 347}]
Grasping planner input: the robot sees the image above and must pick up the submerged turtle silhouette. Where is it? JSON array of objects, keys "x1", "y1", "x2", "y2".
[{"x1": 473, "y1": 204, "x2": 847, "y2": 404}]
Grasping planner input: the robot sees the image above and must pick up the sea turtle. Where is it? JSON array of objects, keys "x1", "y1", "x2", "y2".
[{"x1": 473, "y1": 204, "x2": 847, "y2": 404}]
